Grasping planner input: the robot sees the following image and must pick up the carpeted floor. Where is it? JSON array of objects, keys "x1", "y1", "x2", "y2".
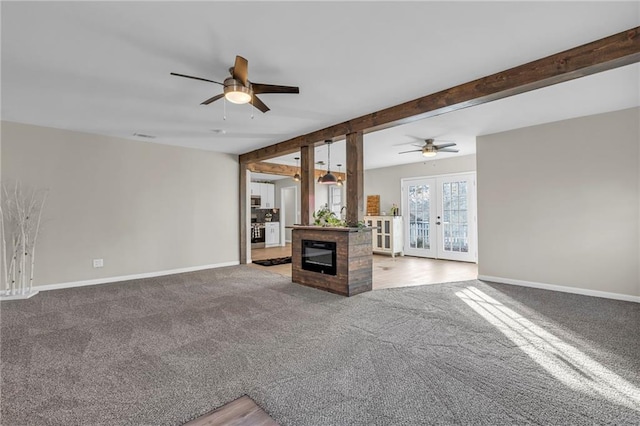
[{"x1": 1, "y1": 265, "x2": 639, "y2": 425}]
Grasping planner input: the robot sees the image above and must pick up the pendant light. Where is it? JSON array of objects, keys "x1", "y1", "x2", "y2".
[
  {"x1": 319, "y1": 140, "x2": 338, "y2": 185},
  {"x1": 336, "y1": 164, "x2": 343, "y2": 186},
  {"x1": 293, "y1": 157, "x2": 301, "y2": 182}
]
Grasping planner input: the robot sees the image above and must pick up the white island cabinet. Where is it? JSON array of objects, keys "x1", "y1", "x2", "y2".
[{"x1": 265, "y1": 222, "x2": 280, "y2": 247}]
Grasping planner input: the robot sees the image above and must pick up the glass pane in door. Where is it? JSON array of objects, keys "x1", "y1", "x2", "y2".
[
  {"x1": 441, "y1": 181, "x2": 469, "y2": 253},
  {"x1": 408, "y1": 184, "x2": 431, "y2": 250}
]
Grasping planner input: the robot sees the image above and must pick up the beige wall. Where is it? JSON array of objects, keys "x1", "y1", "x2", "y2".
[
  {"x1": 1, "y1": 121, "x2": 239, "y2": 287},
  {"x1": 477, "y1": 108, "x2": 639, "y2": 298},
  {"x1": 364, "y1": 154, "x2": 477, "y2": 214}
]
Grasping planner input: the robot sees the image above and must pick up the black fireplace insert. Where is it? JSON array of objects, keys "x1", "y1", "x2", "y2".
[{"x1": 301, "y1": 240, "x2": 337, "y2": 275}]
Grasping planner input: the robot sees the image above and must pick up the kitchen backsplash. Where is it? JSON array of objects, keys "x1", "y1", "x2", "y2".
[{"x1": 254, "y1": 208, "x2": 280, "y2": 222}]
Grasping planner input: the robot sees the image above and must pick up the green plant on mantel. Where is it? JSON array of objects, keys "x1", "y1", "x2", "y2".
[
  {"x1": 313, "y1": 205, "x2": 346, "y2": 227},
  {"x1": 313, "y1": 205, "x2": 367, "y2": 229}
]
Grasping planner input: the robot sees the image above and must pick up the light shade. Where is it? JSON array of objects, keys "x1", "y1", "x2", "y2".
[
  {"x1": 293, "y1": 157, "x2": 301, "y2": 182},
  {"x1": 422, "y1": 150, "x2": 437, "y2": 157},
  {"x1": 319, "y1": 172, "x2": 338, "y2": 184},
  {"x1": 224, "y1": 82, "x2": 252, "y2": 104}
]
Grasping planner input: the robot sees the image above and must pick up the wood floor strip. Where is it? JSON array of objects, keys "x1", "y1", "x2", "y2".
[
  {"x1": 251, "y1": 244, "x2": 478, "y2": 289},
  {"x1": 183, "y1": 396, "x2": 278, "y2": 426}
]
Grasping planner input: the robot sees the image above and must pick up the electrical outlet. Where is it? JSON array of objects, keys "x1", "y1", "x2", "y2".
[{"x1": 92, "y1": 258, "x2": 104, "y2": 268}]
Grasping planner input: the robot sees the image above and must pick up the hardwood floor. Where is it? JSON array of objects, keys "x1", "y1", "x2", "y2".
[
  {"x1": 183, "y1": 395, "x2": 277, "y2": 426},
  {"x1": 250, "y1": 244, "x2": 478, "y2": 290}
]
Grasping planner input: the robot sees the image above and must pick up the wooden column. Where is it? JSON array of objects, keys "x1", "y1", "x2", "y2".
[
  {"x1": 239, "y1": 163, "x2": 249, "y2": 264},
  {"x1": 300, "y1": 145, "x2": 315, "y2": 225},
  {"x1": 346, "y1": 131, "x2": 364, "y2": 226}
]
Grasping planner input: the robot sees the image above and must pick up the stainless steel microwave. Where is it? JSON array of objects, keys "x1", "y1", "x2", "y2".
[{"x1": 250, "y1": 196, "x2": 261, "y2": 208}]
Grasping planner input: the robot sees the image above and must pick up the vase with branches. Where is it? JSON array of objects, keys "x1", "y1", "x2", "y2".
[{"x1": 1, "y1": 182, "x2": 48, "y2": 299}]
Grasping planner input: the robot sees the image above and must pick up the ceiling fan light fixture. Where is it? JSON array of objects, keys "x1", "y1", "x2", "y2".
[
  {"x1": 223, "y1": 79, "x2": 252, "y2": 104},
  {"x1": 422, "y1": 150, "x2": 437, "y2": 157}
]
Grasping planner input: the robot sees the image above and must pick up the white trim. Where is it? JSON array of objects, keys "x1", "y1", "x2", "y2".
[
  {"x1": 478, "y1": 275, "x2": 640, "y2": 303},
  {"x1": 33, "y1": 261, "x2": 240, "y2": 293},
  {"x1": 0, "y1": 291, "x2": 40, "y2": 301}
]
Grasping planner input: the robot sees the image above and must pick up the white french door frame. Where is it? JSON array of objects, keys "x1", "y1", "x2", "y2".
[{"x1": 401, "y1": 172, "x2": 477, "y2": 263}]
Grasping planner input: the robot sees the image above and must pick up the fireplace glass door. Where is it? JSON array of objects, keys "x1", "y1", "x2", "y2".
[{"x1": 301, "y1": 240, "x2": 337, "y2": 275}]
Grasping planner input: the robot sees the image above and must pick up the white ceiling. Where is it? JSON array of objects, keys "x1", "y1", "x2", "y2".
[{"x1": 2, "y1": 1, "x2": 639, "y2": 174}]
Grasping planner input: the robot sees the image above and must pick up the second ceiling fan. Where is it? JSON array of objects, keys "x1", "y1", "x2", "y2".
[
  {"x1": 171, "y1": 55, "x2": 299, "y2": 113},
  {"x1": 399, "y1": 138, "x2": 459, "y2": 157}
]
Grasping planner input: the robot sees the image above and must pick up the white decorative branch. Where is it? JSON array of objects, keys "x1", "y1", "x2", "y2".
[{"x1": 0, "y1": 182, "x2": 48, "y2": 299}]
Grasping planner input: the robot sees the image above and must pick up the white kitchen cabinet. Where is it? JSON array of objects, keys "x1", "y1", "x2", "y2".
[
  {"x1": 260, "y1": 183, "x2": 275, "y2": 209},
  {"x1": 265, "y1": 222, "x2": 280, "y2": 247},
  {"x1": 250, "y1": 182, "x2": 261, "y2": 196},
  {"x1": 250, "y1": 182, "x2": 275, "y2": 208},
  {"x1": 365, "y1": 216, "x2": 403, "y2": 257}
]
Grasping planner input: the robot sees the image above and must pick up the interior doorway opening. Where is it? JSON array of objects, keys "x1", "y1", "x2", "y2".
[{"x1": 281, "y1": 185, "x2": 299, "y2": 244}]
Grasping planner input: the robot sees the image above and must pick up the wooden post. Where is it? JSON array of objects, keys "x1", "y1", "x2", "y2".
[
  {"x1": 346, "y1": 131, "x2": 364, "y2": 227},
  {"x1": 239, "y1": 163, "x2": 249, "y2": 264},
  {"x1": 300, "y1": 145, "x2": 315, "y2": 225}
]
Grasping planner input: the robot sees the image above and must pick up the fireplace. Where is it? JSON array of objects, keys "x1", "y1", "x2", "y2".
[
  {"x1": 301, "y1": 240, "x2": 337, "y2": 275},
  {"x1": 292, "y1": 227, "x2": 372, "y2": 296}
]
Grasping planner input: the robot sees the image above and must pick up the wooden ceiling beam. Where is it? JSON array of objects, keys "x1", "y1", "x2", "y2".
[
  {"x1": 247, "y1": 161, "x2": 346, "y2": 181},
  {"x1": 239, "y1": 27, "x2": 640, "y2": 164}
]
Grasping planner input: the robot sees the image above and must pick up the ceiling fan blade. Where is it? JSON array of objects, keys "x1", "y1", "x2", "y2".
[
  {"x1": 251, "y1": 95, "x2": 270, "y2": 113},
  {"x1": 434, "y1": 142, "x2": 457, "y2": 149},
  {"x1": 252, "y1": 83, "x2": 300, "y2": 94},
  {"x1": 233, "y1": 55, "x2": 249, "y2": 86},
  {"x1": 437, "y1": 148, "x2": 459, "y2": 153},
  {"x1": 201, "y1": 93, "x2": 225, "y2": 105},
  {"x1": 398, "y1": 149, "x2": 423, "y2": 154},
  {"x1": 170, "y1": 72, "x2": 223, "y2": 85}
]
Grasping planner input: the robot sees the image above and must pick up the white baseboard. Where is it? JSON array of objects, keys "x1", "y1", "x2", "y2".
[
  {"x1": 35, "y1": 261, "x2": 240, "y2": 293},
  {"x1": 477, "y1": 275, "x2": 640, "y2": 303},
  {"x1": 0, "y1": 290, "x2": 40, "y2": 301}
]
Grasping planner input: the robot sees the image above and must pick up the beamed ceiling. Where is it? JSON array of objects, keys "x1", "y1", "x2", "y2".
[{"x1": 2, "y1": 2, "x2": 639, "y2": 172}]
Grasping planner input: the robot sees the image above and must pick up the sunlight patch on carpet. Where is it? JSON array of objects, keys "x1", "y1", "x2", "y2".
[{"x1": 455, "y1": 286, "x2": 640, "y2": 411}]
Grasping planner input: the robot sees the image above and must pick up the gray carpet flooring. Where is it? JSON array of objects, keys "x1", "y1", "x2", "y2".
[{"x1": 1, "y1": 266, "x2": 639, "y2": 425}]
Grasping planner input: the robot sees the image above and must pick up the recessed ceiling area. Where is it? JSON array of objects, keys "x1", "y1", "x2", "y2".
[{"x1": 2, "y1": 1, "x2": 638, "y2": 171}]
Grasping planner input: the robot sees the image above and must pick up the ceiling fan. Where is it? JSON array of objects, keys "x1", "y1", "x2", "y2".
[
  {"x1": 171, "y1": 55, "x2": 299, "y2": 113},
  {"x1": 399, "y1": 138, "x2": 459, "y2": 157}
]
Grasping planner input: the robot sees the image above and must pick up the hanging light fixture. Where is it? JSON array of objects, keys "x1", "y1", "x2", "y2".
[
  {"x1": 293, "y1": 157, "x2": 301, "y2": 182},
  {"x1": 336, "y1": 164, "x2": 343, "y2": 186},
  {"x1": 319, "y1": 140, "x2": 338, "y2": 185}
]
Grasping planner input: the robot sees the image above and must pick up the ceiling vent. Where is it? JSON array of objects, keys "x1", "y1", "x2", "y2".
[{"x1": 133, "y1": 133, "x2": 156, "y2": 139}]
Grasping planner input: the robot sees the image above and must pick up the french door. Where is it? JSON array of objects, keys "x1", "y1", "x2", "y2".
[{"x1": 402, "y1": 173, "x2": 476, "y2": 262}]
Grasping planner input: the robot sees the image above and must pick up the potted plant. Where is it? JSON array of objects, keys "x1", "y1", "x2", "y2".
[{"x1": 313, "y1": 204, "x2": 367, "y2": 229}]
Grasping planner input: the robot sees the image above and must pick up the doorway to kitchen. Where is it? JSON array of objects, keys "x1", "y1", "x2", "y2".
[
  {"x1": 401, "y1": 173, "x2": 477, "y2": 262},
  {"x1": 280, "y1": 186, "x2": 298, "y2": 244}
]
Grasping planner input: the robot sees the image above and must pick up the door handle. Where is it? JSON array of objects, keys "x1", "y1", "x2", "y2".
[{"x1": 436, "y1": 221, "x2": 441, "y2": 225}]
